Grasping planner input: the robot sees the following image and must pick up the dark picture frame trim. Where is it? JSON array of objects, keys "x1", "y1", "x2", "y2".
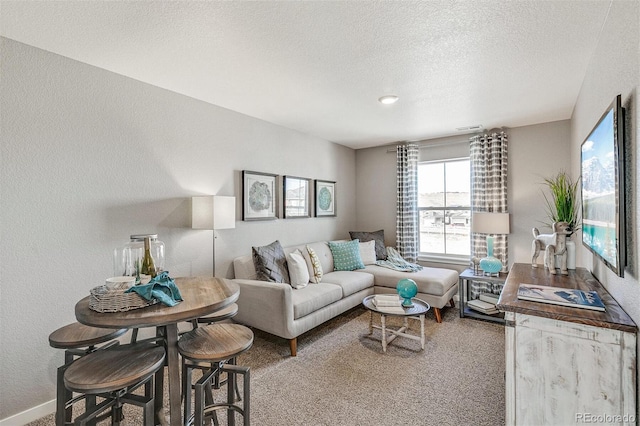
[
  {"x1": 314, "y1": 180, "x2": 336, "y2": 217},
  {"x1": 283, "y1": 175, "x2": 311, "y2": 219},
  {"x1": 242, "y1": 170, "x2": 278, "y2": 221}
]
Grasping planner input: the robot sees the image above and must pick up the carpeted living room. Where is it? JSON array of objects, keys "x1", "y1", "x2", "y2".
[
  {"x1": 27, "y1": 307, "x2": 506, "y2": 425},
  {"x1": 1, "y1": 1, "x2": 639, "y2": 426}
]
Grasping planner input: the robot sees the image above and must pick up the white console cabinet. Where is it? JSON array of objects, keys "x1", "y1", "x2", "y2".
[{"x1": 498, "y1": 264, "x2": 637, "y2": 425}]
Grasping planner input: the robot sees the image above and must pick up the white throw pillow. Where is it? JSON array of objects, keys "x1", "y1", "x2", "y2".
[
  {"x1": 306, "y1": 245, "x2": 323, "y2": 283},
  {"x1": 359, "y1": 240, "x2": 377, "y2": 265},
  {"x1": 286, "y1": 249, "x2": 310, "y2": 289}
]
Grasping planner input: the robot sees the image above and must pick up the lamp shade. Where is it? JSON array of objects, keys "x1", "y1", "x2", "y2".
[
  {"x1": 471, "y1": 212, "x2": 510, "y2": 235},
  {"x1": 191, "y1": 196, "x2": 236, "y2": 230}
]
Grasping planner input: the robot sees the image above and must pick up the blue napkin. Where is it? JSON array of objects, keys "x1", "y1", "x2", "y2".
[{"x1": 125, "y1": 271, "x2": 183, "y2": 307}]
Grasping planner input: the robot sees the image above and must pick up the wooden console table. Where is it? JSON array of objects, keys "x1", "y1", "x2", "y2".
[{"x1": 497, "y1": 263, "x2": 637, "y2": 425}]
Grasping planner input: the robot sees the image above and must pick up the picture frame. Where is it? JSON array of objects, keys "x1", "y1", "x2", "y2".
[
  {"x1": 314, "y1": 180, "x2": 336, "y2": 217},
  {"x1": 242, "y1": 170, "x2": 278, "y2": 221},
  {"x1": 283, "y1": 176, "x2": 311, "y2": 219}
]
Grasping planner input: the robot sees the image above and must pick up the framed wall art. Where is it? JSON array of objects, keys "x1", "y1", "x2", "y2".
[
  {"x1": 242, "y1": 170, "x2": 278, "y2": 221},
  {"x1": 315, "y1": 180, "x2": 336, "y2": 217},
  {"x1": 283, "y1": 175, "x2": 311, "y2": 218}
]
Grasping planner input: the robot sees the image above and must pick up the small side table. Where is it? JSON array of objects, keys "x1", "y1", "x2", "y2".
[
  {"x1": 362, "y1": 295, "x2": 430, "y2": 352},
  {"x1": 459, "y1": 268, "x2": 507, "y2": 324}
]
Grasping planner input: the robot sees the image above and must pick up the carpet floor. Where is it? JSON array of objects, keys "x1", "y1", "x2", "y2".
[{"x1": 29, "y1": 305, "x2": 505, "y2": 425}]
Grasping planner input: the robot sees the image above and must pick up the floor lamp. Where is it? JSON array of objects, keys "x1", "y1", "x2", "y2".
[{"x1": 191, "y1": 195, "x2": 236, "y2": 277}]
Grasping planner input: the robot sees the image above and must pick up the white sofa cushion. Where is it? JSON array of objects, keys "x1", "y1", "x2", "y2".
[
  {"x1": 302, "y1": 241, "x2": 335, "y2": 277},
  {"x1": 287, "y1": 249, "x2": 310, "y2": 288},
  {"x1": 349, "y1": 229, "x2": 386, "y2": 260},
  {"x1": 291, "y1": 283, "x2": 343, "y2": 320},
  {"x1": 359, "y1": 240, "x2": 377, "y2": 265},
  {"x1": 363, "y1": 265, "x2": 458, "y2": 296},
  {"x1": 234, "y1": 254, "x2": 258, "y2": 280},
  {"x1": 322, "y1": 271, "x2": 375, "y2": 298},
  {"x1": 234, "y1": 241, "x2": 335, "y2": 281}
]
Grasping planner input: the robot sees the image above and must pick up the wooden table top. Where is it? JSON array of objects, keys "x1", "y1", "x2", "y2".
[
  {"x1": 76, "y1": 277, "x2": 240, "y2": 329},
  {"x1": 497, "y1": 263, "x2": 637, "y2": 333}
]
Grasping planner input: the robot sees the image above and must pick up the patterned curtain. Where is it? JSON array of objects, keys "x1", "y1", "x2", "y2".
[
  {"x1": 396, "y1": 143, "x2": 420, "y2": 262},
  {"x1": 470, "y1": 131, "x2": 508, "y2": 298}
]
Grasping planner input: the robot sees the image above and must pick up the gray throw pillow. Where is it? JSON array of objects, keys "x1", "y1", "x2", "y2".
[
  {"x1": 252, "y1": 240, "x2": 290, "y2": 283},
  {"x1": 349, "y1": 229, "x2": 386, "y2": 260}
]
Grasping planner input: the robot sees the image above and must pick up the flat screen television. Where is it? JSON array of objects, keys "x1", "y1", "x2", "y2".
[{"x1": 580, "y1": 94, "x2": 626, "y2": 277}]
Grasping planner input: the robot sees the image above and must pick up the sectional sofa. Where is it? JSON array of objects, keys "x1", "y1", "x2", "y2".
[{"x1": 232, "y1": 240, "x2": 459, "y2": 356}]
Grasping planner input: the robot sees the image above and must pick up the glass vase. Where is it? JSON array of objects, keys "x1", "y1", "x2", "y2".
[{"x1": 114, "y1": 234, "x2": 165, "y2": 278}]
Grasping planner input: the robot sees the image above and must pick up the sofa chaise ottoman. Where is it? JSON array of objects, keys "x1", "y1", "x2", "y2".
[
  {"x1": 232, "y1": 240, "x2": 458, "y2": 356},
  {"x1": 361, "y1": 264, "x2": 459, "y2": 322}
]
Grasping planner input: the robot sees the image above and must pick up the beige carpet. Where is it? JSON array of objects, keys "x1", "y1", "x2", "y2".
[{"x1": 29, "y1": 306, "x2": 505, "y2": 425}]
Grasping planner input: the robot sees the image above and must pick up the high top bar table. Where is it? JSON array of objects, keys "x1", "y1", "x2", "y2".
[{"x1": 75, "y1": 277, "x2": 239, "y2": 426}]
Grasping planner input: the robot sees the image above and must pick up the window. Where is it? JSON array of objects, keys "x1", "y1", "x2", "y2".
[{"x1": 418, "y1": 158, "x2": 470, "y2": 259}]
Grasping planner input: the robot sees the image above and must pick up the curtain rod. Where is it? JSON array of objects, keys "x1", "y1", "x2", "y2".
[
  {"x1": 385, "y1": 138, "x2": 470, "y2": 153},
  {"x1": 384, "y1": 127, "x2": 508, "y2": 153}
]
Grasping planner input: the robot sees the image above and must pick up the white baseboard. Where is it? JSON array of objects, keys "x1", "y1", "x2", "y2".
[{"x1": 0, "y1": 399, "x2": 55, "y2": 426}]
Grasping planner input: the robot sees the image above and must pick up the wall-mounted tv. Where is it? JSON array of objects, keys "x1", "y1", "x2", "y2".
[{"x1": 580, "y1": 94, "x2": 626, "y2": 277}]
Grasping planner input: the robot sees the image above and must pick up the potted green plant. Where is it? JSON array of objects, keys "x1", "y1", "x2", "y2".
[{"x1": 541, "y1": 171, "x2": 580, "y2": 235}]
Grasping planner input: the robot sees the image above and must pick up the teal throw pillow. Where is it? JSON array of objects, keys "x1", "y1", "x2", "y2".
[{"x1": 328, "y1": 240, "x2": 365, "y2": 271}]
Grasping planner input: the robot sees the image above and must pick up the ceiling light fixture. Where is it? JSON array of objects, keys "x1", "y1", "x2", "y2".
[{"x1": 378, "y1": 95, "x2": 399, "y2": 105}]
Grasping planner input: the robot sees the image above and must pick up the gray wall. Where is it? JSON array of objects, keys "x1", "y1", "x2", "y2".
[
  {"x1": 355, "y1": 121, "x2": 572, "y2": 270},
  {"x1": 0, "y1": 38, "x2": 356, "y2": 421},
  {"x1": 569, "y1": 1, "x2": 639, "y2": 409}
]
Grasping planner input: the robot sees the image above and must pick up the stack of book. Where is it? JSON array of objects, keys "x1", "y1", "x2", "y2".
[
  {"x1": 372, "y1": 294, "x2": 405, "y2": 314},
  {"x1": 467, "y1": 293, "x2": 500, "y2": 315}
]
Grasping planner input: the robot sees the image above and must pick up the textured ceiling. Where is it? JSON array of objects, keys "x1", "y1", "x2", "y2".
[{"x1": 0, "y1": 1, "x2": 612, "y2": 149}]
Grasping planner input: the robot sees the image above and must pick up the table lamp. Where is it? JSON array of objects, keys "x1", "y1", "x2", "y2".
[{"x1": 471, "y1": 212, "x2": 510, "y2": 276}]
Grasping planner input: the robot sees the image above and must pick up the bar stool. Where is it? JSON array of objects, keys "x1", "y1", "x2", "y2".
[
  {"x1": 185, "y1": 303, "x2": 241, "y2": 404},
  {"x1": 194, "y1": 303, "x2": 238, "y2": 326},
  {"x1": 63, "y1": 343, "x2": 165, "y2": 425},
  {"x1": 178, "y1": 323, "x2": 253, "y2": 426},
  {"x1": 49, "y1": 322, "x2": 128, "y2": 426}
]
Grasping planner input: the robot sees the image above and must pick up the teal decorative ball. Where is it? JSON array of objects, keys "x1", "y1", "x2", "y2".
[{"x1": 396, "y1": 279, "x2": 418, "y2": 307}]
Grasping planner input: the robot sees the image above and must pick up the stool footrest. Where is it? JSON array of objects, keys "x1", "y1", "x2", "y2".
[
  {"x1": 72, "y1": 397, "x2": 116, "y2": 425},
  {"x1": 203, "y1": 403, "x2": 245, "y2": 417}
]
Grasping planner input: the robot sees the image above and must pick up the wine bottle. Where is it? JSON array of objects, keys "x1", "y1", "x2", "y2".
[{"x1": 140, "y1": 236, "x2": 157, "y2": 278}]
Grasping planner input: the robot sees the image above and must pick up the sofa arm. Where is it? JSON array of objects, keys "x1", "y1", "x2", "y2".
[{"x1": 232, "y1": 279, "x2": 295, "y2": 339}]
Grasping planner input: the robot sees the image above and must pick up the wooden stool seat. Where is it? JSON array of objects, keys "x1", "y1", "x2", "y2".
[
  {"x1": 196, "y1": 303, "x2": 238, "y2": 324},
  {"x1": 65, "y1": 344, "x2": 165, "y2": 394},
  {"x1": 49, "y1": 322, "x2": 127, "y2": 349},
  {"x1": 178, "y1": 323, "x2": 253, "y2": 362}
]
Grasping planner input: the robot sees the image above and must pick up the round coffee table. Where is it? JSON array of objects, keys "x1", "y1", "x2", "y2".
[{"x1": 362, "y1": 295, "x2": 430, "y2": 352}]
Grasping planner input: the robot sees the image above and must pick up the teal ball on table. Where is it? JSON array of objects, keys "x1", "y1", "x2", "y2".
[{"x1": 396, "y1": 279, "x2": 418, "y2": 307}]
